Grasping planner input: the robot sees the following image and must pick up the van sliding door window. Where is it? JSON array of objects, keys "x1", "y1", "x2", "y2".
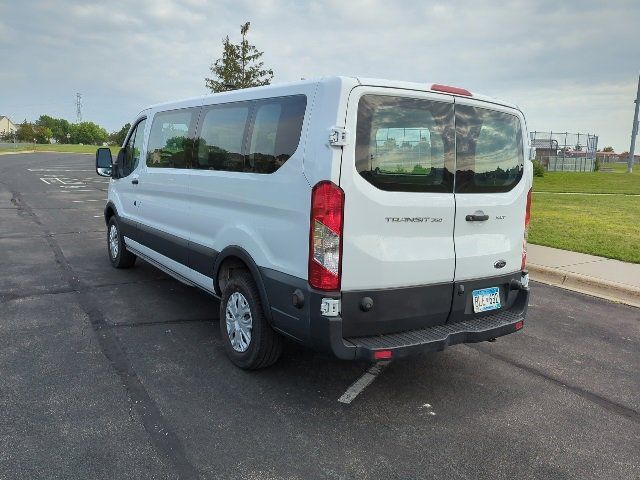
[
  {"x1": 454, "y1": 106, "x2": 524, "y2": 193},
  {"x1": 195, "y1": 102, "x2": 250, "y2": 172},
  {"x1": 146, "y1": 109, "x2": 194, "y2": 169},
  {"x1": 355, "y1": 95, "x2": 455, "y2": 193}
]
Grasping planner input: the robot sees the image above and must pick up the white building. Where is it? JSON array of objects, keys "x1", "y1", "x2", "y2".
[{"x1": 0, "y1": 116, "x2": 17, "y2": 137}]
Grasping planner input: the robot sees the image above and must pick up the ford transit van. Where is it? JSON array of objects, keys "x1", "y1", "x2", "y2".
[{"x1": 95, "y1": 76, "x2": 532, "y2": 369}]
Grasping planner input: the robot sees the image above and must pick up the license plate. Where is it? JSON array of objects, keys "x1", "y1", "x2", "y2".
[{"x1": 472, "y1": 287, "x2": 501, "y2": 313}]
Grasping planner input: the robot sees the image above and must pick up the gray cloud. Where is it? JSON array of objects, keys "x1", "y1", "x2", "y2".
[{"x1": 1, "y1": 0, "x2": 638, "y2": 150}]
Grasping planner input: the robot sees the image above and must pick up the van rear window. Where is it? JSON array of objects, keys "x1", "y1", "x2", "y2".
[
  {"x1": 355, "y1": 95, "x2": 455, "y2": 193},
  {"x1": 454, "y1": 105, "x2": 524, "y2": 193}
]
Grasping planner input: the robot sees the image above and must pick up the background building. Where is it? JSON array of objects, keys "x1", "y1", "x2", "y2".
[{"x1": 0, "y1": 116, "x2": 17, "y2": 137}]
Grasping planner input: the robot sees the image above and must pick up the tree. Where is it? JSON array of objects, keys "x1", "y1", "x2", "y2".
[
  {"x1": 205, "y1": 22, "x2": 273, "y2": 93},
  {"x1": 36, "y1": 115, "x2": 69, "y2": 143},
  {"x1": 34, "y1": 126, "x2": 52, "y2": 144},
  {"x1": 602, "y1": 146, "x2": 614, "y2": 152},
  {"x1": 109, "y1": 122, "x2": 131, "y2": 146},
  {"x1": 16, "y1": 121, "x2": 36, "y2": 142},
  {"x1": 69, "y1": 121, "x2": 108, "y2": 145}
]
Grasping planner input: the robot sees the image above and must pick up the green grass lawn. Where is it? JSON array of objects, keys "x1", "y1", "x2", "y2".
[
  {"x1": 0, "y1": 144, "x2": 120, "y2": 155},
  {"x1": 530, "y1": 163, "x2": 640, "y2": 263},
  {"x1": 533, "y1": 163, "x2": 640, "y2": 194}
]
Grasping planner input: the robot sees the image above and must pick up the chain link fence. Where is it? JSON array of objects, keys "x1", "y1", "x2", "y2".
[{"x1": 530, "y1": 131, "x2": 598, "y2": 172}]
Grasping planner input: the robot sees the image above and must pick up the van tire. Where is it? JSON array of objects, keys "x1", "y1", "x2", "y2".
[
  {"x1": 107, "y1": 217, "x2": 137, "y2": 269},
  {"x1": 219, "y1": 270, "x2": 282, "y2": 369}
]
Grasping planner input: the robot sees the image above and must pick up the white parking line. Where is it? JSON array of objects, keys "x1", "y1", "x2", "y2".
[
  {"x1": 28, "y1": 168, "x2": 94, "y2": 172},
  {"x1": 39, "y1": 178, "x2": 51, "y2": 185},
  {"x1": 338, "y1": 361, "x2": 390, "y2": 404}
]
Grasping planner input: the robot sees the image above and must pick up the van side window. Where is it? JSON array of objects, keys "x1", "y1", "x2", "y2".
[
  {"x1": 196, "y1": 103, "x2": 250, "y2": 171},
  {"x1": 355, "y1": 95, "x2": 455, "y2": 193},
  {"x1": 247, "y1": 95, "x2": 307, "y2": 173},
  {"x1": 146, "y1": 109, "x2": 194, "y2": 169},
  {"x1": 454, "y1": 105, "x2": 524, "y2": 193},
  {"x1": 120, "y1": 118, "x2": 146, "y2": 178},
  {"x1": 194, "y1": 94, "x2": 307, "y2": 173}
]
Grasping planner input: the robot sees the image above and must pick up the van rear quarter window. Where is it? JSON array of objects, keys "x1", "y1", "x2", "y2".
[
  {"x1": 355, "y1": 95, "x2": 455, "y2": 193},
  {"x1": 454, "y1": 105, "x2": 524, "y2": 193},
  {"x1": 146, "y1": 109, "x2": 195, "y2": 169}
]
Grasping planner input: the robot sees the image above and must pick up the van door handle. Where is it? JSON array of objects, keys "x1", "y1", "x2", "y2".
[
  {"x1": 131, "y1": 179, "x2": 139, "y2": 185},
  {"x1": 466, "y1": 213, "x2": 489, "y2": 222}
]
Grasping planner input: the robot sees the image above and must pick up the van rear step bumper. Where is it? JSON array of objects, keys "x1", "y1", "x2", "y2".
[{"x1": 332, "y1": 308, "x2": 525, "y2": 361}]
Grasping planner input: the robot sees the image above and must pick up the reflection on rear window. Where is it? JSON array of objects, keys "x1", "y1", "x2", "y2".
[
  {"x1": 455, "y1": 105, "x2": 524, "y2": 193},
  {"x1": 355, "y1": 95, "x2": 455, "y2": 193}
]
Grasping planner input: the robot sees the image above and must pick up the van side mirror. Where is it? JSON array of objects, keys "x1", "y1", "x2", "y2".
[{"x1": 96, "y1": 148, "x2": 113, "y2": 177}]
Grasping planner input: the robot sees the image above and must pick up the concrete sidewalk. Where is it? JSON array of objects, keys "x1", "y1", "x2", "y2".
[{"x1": 528, "y1": 244, "x2": 640, "y2": 308}]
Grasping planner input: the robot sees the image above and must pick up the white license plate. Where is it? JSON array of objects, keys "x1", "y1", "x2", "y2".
[{"x1": 472, "y1": 287, "x2": 501, "y2": 313}]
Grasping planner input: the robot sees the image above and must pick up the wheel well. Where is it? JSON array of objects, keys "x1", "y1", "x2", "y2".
[
  {"x1": 104, "y1": 205, "x2": 116, "y2": 225},
  {"x1": 216, "y1": 256, "x2": 250, "y2": 294}
]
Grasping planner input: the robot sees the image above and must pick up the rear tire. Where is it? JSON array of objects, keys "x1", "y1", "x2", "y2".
[
  {"x1": 107, "y1": 216, "x2": 136, "y2": 269},
  {"x1": 219, "y1": 270, "x2": 282, "y2": 369}
]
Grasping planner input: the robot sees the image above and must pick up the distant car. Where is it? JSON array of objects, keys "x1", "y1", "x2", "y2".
[{"x1": 95, "y1": 76, "x2": 532, "y2": 369}]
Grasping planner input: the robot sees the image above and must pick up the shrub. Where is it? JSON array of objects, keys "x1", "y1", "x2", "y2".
[
  {"x1": 532, "y1": 159, "x2": 545, "y2": 177},
  {"x1": 594, "y1": 157, "x2": 601, "y2": 172}
]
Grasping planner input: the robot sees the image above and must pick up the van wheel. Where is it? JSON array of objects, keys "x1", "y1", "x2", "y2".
[
  {"x1": 107, "y1": 217, "x2": 136, "y2": 268},
  {"x1": 219, "y1": 270, "x2": 282, "y2": 369}
]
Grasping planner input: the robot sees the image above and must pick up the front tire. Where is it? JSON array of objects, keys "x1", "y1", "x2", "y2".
[
  {"x1": 219, "y1": 270, "x2": 282, "y2": 369},
  {"x1": 107, "y1": 217, "x2": 136, "y2": 269}
]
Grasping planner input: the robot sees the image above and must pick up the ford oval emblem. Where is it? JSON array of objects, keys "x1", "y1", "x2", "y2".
[{"x1": 494, "y1": 260, "x2": 506, "y2": 269}]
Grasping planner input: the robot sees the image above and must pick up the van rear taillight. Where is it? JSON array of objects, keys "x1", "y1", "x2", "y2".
[
  {"x1": 309, "y1": 181, "x2": 344, "y2": 291},
  {"x1": 431, "y1": 84, "x2": 472, "y2": 96},
  {"x1": 521, "y1": 188, "x2": 533, "y2": 270}
]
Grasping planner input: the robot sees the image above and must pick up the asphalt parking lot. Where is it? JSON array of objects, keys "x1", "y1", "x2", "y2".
[{"x1": 1, "y1": 152, "x2": 639, "y2": 480}]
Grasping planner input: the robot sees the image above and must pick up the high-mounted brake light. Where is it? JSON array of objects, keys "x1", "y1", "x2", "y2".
[
  {"x1": 521, "y1": 188, "x2": 533, "y2": 270},
  {"x1": 431, "y1": 84, "x2": 472, "y2": 96},
  {"x1": 309, "y1": 181, "x2": 344, "y2": 291}
]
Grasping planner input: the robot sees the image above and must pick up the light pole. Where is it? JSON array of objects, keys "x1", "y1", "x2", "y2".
[{"x1": 628, "y1": 74, "x2": 640, "y2": 174}]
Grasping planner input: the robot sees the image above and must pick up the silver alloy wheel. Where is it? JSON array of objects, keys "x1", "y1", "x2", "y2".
[
  {"x1": 225, "y1": 291, "x2": 253, "y2": 352},
  {"x1": 109, "y1": 224, "x2": 119, "y2": 259}
]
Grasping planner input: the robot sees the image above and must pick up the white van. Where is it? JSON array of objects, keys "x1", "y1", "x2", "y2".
[{"x1": 96, "y1": 76, "x2": 532, "y2": 369}]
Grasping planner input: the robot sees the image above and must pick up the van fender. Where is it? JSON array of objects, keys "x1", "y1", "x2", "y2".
[{"x1": 212, "y1": 246, "x2": 273, "y2": 323}]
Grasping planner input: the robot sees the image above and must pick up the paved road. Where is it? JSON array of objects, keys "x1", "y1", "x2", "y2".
[{"x1": 1, "y1": 153, "x2": 638, "y2": 480}]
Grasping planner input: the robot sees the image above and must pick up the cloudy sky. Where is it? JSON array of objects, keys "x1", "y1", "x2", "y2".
[{"x1": 1, "y1": 0, "x2": 639, "y2": 150}]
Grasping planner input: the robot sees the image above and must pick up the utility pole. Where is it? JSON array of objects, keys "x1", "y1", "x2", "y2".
[
  {"x1": 628, "y1": 74, "x2": 640, "y2": 173},
  {"x1": 76, "y1": 93, "x2": 82, "y2": 123}
]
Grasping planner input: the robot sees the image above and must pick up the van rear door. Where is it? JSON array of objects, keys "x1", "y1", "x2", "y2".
[
  {"x1": 450, "y1": 97, "x2": 531, "y2": 321},
  {"x1": 338, "y1": 87, "x2": 456, "y2": 336}
]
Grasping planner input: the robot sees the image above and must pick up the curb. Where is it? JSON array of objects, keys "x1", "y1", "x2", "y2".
[
  {"x1": 528, "y1": 264, "x2": 640, "y2": 309},
  {"x1": 0, "y1": 150, "x2": 35, "y2": 155}
]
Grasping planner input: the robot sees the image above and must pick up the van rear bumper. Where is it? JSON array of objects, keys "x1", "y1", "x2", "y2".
[{"x1": 323, "y1": 287, "x2": 528, "y2": 361}]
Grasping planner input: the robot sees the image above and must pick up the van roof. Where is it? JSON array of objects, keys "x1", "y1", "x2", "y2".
[{"x1": 145, "y1": 75, "x2": 519, "y2": 113}]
